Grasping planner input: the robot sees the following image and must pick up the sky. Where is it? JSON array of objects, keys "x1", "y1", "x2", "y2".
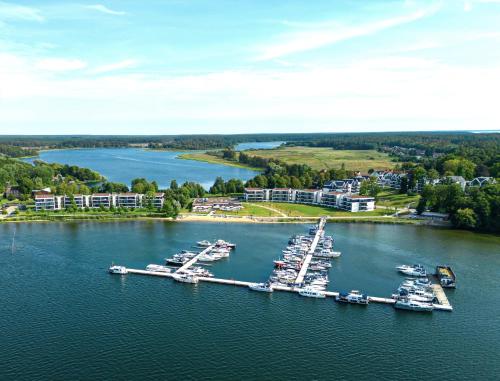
[{"x1": 0, "y1": 0, "x2": 499, "y2": 135}]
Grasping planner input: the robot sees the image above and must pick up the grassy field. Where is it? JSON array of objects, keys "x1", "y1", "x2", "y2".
[
  {"x1": 178, "y1": 152, "x2": 263, "y2": 171},
  {"x1": 249, "y1": 202, "x2": 390, "y2": 217},
  {"x1": 376, "y1": 190, "x2": 420, "y2": 208},
  {"x1": 244, "y1": 146, "x2": 395, "y2": 172},
  {"x1": 214, "y1": 203, "x2": 281, "y2": 217}
]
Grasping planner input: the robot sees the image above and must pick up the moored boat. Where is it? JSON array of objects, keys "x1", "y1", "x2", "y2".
[
  {"x1": 436, "y1": 265, "x2": 456, "y2": 288},
  {"x1": 248, "y1": 282, "x2": 274, "y2": 293},
  {"x1": 146, "y1": 264, "x2": 171, "y2": 273},
  {"x1": 298, "y1": 287, "x2": 326, "y2": 298},
  {"x1": 394, "y1": 298, "x2": 434, "y2": 312},
  {"x1": 109, "y1": 265, "x2": 128, "y2": 274},
  {"x1": 336, "y1": 290, "x2": 369, "y2": 305},
  {"x1": 172, "y1": 273, "x2": 199, "y2": 284}
]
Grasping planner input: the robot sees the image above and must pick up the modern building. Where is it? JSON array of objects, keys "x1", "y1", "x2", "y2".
[
  {"x1": 63, "y1": 194, "x2": 90, "y2": 209},
  {"x1": 271, "y1": 188, "x2": 296, "y2": 202},
  {"x1": 243, "y1": 188, "x2": 271, "y2": 202},
  {"x1": 116, "y1": 193, "x2": 141, "y2": 208},
  {"x1": 91, "y1": 193, "x2": 113, "y2": 208},
  {"x1": 320, "y1": 191, "x2": 343, "y2": 208},
  {"x1": 152, "y1": 193, "x2": 165, "y2": 209},
  {"x1": 295, "y1": 189, "x2": 322, "y2": 205},
  {"x1": 339, "y1": 195, "x2": 375, "y2": 212},
  {"x1": 35, "y1": 193, "x2": 64, "y2": 211}
]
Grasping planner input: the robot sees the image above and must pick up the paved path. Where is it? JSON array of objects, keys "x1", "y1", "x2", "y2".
[
  {"x1": 247, "y1": 203, "x2": 287, "y2": 217},
  {"x1": 0, "y1": 206, "x2": 18, "y2": 220}
]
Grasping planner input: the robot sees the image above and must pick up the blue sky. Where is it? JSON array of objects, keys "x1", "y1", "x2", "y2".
[{"x1": 0, "y1": 0, "x2": 499, "y2": 134}]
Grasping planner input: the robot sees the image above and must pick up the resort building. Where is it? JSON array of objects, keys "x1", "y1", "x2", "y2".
[
  {"x1": 116, "y1": 193, "x2": 141, "y2": 208},
  {"x1": 323, "y1": 178, "x2": 362, "y2": 194},
  {"x1": 320, "y1": 192, "x2": 343, "y2": 208},
  {"x1": 467, "y1": 177, "x2": 496, "y2": 188},
  {"x1": 271, "y1": 188, "x2": 296, "y2": 203},
  {"x1": 91, "y1": 193, "x2": 113, "y2": 208},
  {"x1": 35, "y1": 193, "x2": 64, "y2": 211},
  {"x1": 295, "y1": 189, "x2": 322, "y2": 205},
  {"x1": 152, "y1": 193, "x2": 165, "y2": 209},
  {"x1": 339, "y1": 195, "x2": 375, "y2": 212},
  {"x1": 243, "y1": 188, "x2": 271, "y2": 202},
  {"x1": 63, "y1": 194, "x2": 90, "y2": 209}
]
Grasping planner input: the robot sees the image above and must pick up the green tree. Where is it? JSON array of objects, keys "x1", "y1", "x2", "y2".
[{"x1": 452, "y1": 208, "x2": 477, "y2": 229}]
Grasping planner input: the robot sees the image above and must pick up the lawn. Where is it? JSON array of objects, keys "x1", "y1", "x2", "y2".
[
  {"x1": 214, "y1": 203, "x2": 281, "y2": 217},
  {"x1": 260, "y1": 202, "x2": 390, "y2": 217},
  {"x1": 244, "y1": 146, "x2": 395, "y2": 172},
  {"x1": 376, "y1": 190, "x2": 420, "y2": 208}
]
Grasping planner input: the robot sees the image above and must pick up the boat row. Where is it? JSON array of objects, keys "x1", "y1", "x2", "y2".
[
  {"x1": 249, "y1": 223, "x2": 338, "y2": 298},
  {"x1": 392, "y1": 277, "x2": 436, "y2": 312},
  {"x1": 165, "y1": 239, "x2": 235, "y2": 266}
]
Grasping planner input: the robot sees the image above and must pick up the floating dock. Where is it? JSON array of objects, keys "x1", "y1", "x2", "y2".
[
  {"x1": 113, "y1": 217, "x2": 453, "y2": 312},
  {"x1": 430, "y1": 283, "x2": 453, "y2": 311},
  {"x1": 294, "y1": 217, "x2": 326, "y2": 284},
  {"x1": 176, "y1": 245, "x2": 215, "y2": 273}
]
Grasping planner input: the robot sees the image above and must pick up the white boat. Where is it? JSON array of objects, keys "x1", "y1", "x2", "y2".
[
  {"x1": 197, "y1": 240, "x2": 212, "y2": 247},
  {"x1": 248, "y1": 282, "x2": 274, "y2": 293},
  {"x1": 336, "y1": 290, "x2": 369, "y2": 304},
  {"x1": 109, "y1": 265, "x2": 128, "y2": 274},
  {"x1": 298, "y1": 287, "x2": 326, "y2": 298},
  {"x1": 400, "y1": 268, "x2": 427, "y2": 277},
  {"x1": 172, "y1": 273, "x2": 199, "y2": 284},
  {"x1": 146, "y1": 264, "x2": 171, "y2": 273},
  {"x1": 394, "y1": 299, "x2": 433, "y2": 312},
  {"x1": 215, "y1": 239, "x2": 236, "y2": 248}
]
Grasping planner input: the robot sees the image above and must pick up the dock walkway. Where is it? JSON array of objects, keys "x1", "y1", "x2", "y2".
[
  {"x1": 294, "y1": 217, "x2": 326, "y2": 285},
  {"x1": 430, "y1": 284, "x2": 453, "y2": 311},
  {"x1": 176, "y1": 245, "x2": 214, "y2": 273}
]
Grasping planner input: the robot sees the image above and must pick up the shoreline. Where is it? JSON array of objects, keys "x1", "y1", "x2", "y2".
[{"x1": 1, "y1": 213, "x2": 446, "y2": 227}]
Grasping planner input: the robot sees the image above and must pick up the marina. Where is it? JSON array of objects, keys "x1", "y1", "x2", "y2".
[{"x1": 111, "y1": 217, "x2": 454, "y2": 312}]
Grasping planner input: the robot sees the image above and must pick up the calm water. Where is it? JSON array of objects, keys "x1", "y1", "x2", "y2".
[
  {"x1": 234, "y1": 141, "x2": 284, "y2": 151},
  {"x1": 25, "y1": 148, "x2": 258, "y2": 189},
  {"x1": 0, "y1": 222, "x2": 499, "y2": 380}
]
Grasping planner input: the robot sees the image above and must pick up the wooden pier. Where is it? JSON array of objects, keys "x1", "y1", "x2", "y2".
[
  {"x1": 295, "y1": 217, "x2": 326, "y2": 284},
  {"x1": 430, "y1": 284, "x2": 453, "y2": 311},
  {"x1": 176, "y1": 245, "x2": 214, "y2": 273}
]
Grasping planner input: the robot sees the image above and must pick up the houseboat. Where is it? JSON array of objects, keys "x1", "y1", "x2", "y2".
[{"x1": 436, "y1": 266, "x2": 456, "y2": 288}]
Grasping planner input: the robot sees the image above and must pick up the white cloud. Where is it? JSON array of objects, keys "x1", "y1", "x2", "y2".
[
  {"x1": 91, "y1": 59, "x2": 138, "y2": 74},
  {"x1": 464, "y1": 1, "x2": 472, "y2": 11},
  {"x1": 84, "y1": 4, "x2": 126, "y2": 16},
  {"x1": 255, "y1": 6, "x2": 439, "y2": 61},
  {"x1": 1, "y1": 52, "x2": 499, "y2": 133},
  {"x1": 36, "y1": 58, "x2": 87, "y2": 71},
  {"x1": 0, "y1": 1, "x2": 44, "y2": 22}
]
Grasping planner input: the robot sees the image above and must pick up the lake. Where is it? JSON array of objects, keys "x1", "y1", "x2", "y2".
[
  {"x1": 0, "y1": 222, "x2": 498, "y2": 380},
  {"x1": 234, "y1": 141, "x2": 284, "y2": 151},
  {"x1": 25, "y1": 148, "x2": 259, "y2": 189}
]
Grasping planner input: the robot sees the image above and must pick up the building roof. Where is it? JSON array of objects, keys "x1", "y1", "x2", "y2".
[
  {"x1": 244, "y1": 188, "x2": 263, "y2": 191},
  {"x1": 272, "y1": 188, "x2": 291, "y2": 191},
  {"x1": 35, "y1": 193, "x2": 54, "y2": 199},
  {"x1": 118, "y1": 193, "x2": 138, "y2": 196},
  {"x1": 347, "y1": 195, "x2": 375, "y2": 200},
  {"x1": 92, "y1": 193, "x2": 111, "y2": 197}
]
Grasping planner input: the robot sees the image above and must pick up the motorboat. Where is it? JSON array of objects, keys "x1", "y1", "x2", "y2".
[
  {"x1": 196, "y1": 240, "x2": 212, "y2": 247},
  {"x1": 298, "y1": 287, "x2": 326, "y2": 298},
  {"x1": 172, "y1": 273, "x2": 199, "y2": 284},
  {"x1": 248, "y1": 282, "x2": 274, "y2": 293},
  {"x1": 215, "y1": 239, "x2": 236, "y2": 249},
  {"x1": 336, "y1": 290, "x2": 369, "y2": 305},
  {"x1": 146, "y1": 264, "x2": 171, "y2": 273},
  {"x1": 109, "y1": 265, "x2": 127, "y2": 274},
  {"x1": 394, "y1": 299, "x2": 434, "y2": 312}
]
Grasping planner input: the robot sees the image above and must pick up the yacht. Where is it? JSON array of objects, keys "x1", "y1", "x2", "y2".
[
  {"x1": 248, "y1": 282, "x2": 274, "y2": 293},
  {"x1": 197, "y1": 240, "x2": 212, "y2": 247},
  {"x1": 146, "y1": 264, "x2": 171, "y2": 273},
  {"x1": 109, "y1": 265, "x2": 128, "y2": 275},
  {"x1": 172, "y1": 273, "x2": 199, "y2": 284},
  {"x1": 336, "y1": 290, "x2": 369, "y2": 305},
  {"x1": 215, "y1": 239, "x2": 236, "y2": 248},
  {"x1": 298, "y1": 287, "x2": 326, "y2": 298},
  {"x1": 394, "y1": 299, "x2": 434, "y2": 312}
]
